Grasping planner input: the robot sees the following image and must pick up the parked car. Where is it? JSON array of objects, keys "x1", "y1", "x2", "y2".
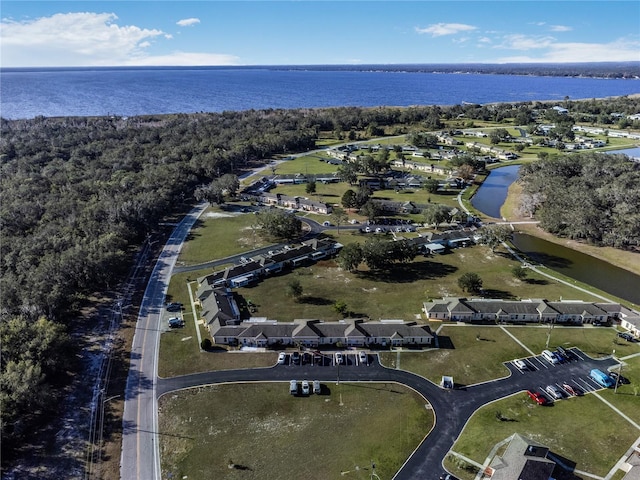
[
  {"x1": 313, "y1": 380, "x2": 321, "y2": 394},
  {"x1": 555, "y1": 346, "x2": 570, "y2": 361},
  {"x1": 561, "y1": 383, "x2": 577, "y2": 396},
  {"x1": 166, "y1": 302, "x2": 183, "y2": 312},
  {"x1": 168, "y1": 317, "x2": 185, "y2": 328},
  {"x1": 277, "y1": 352, "x2": 287, "y2": 365},
  {"x1": 302, "y1": 352, "x2": 312, "y2": 365},
  {"x1": 618, "y1": 332, "x2": 636, "y2": 342},
  {"x1": 545, "y1": 385, "x2": 563, "y2": 400},
  {"x1": 335, "y1": 352, "x2": 344, "y2": 365},
  {"x1": 289, "y1": 380, "x2": 298, "y2": 395},
  {"x1": 440, "y1": 473, "x2": 459, "y2": 480},
  {"x1": 513, "y1": 359, "x2": 527, "y2": 370},
  {"x1": 609, "y1": 371, "x2": 630, "y2": 385},
  {"x1": 301, "y1": 380, "x2": 310, "y2": 395},
  {"x1": 527, "y1": 390, "x2": 548, "y2": 405},
  {"x1": 292, "y1": 351, "x2": 301, "y2": 365},
  {"x1": 359, "y1": 351, "x2": 367, "y2": 364},
  {"x1": 541, "y1": 349, "x2": 559, "y2": 365}
]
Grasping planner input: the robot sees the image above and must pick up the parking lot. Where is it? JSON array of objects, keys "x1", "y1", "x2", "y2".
[
  {"x1": 506, "y1": 347, "x2": 626, "y2": 404},
  {"x1": 277, "y1": 350, "x2": 372, "y2": 367}
]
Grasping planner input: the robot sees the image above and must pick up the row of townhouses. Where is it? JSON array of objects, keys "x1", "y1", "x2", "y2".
[
  {"x1": 423, "y1": 297, "x2": 640, "y2": 327},
  {"x1": 197, "y1": 238, "x2": 343, "y2": 290},
  {"x1": 207, "y1": 316, "x2": 435, "y2": 348},
  {"x1": 255, "y1": 192, "x2": 333, "y2": 214}
]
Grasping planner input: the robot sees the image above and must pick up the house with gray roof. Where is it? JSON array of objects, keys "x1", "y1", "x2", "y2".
[
  {"x1": 488, "y1": 433, "x2": 558, "y2": 480},
  {"x1": 208, "y1": 318, "x2": 434, "y2": 348},
  {"x1": 199, "y1": 287, "x2": 241, "y2": 327},
  {"x1": 423, "y1": 297, "x2": 628, "y2": 325}
]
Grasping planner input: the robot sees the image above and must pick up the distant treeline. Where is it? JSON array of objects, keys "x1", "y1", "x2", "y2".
[{"x1": 273, "y1": 62, "x2": 640, "y2": 79}]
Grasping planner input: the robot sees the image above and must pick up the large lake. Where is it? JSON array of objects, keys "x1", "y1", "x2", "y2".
[{"x1": 1, "y1": 66, "x2": 639, "y2": 119}]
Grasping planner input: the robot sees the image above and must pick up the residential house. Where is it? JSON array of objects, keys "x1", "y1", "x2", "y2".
[
  {"x1": 208, "y1": 318, "x2": 434, "y2": 348},
  {"x1": 197, "y1": 287, "x2": 242, "y2": 336},
  {"x1": 423, "y1": 297, "x2": 629, "y2": 325},
  {"x1": 487, "y1": 434, "x2": 560, "y2": 480}
]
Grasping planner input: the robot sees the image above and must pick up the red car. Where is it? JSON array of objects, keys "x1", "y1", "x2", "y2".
[
  {"x1": 562, "y1": 383, "x2": 577, "y2": 396},
  {"x1": 527, "y1": 390, "x2": 548, "y2": 405}
]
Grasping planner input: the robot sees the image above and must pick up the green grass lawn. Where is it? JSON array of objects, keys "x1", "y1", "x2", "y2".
[
  {"x1": 158, "y1": 383, "x2": 433, "y2": 480},
  {"x1": 159, "y1": 272, "x2": 278, "y2": 377},
  {"x1": 600, "y1": 355, "x2": 640, "y2": 425},
  {"x1": 380, "y1": 326, "x2": 529, "y2": 385},
  {"x1": 267, "y1": 154, "x2": 340, "y2": 175},
  {"x1": 178, "y1": 207, "x2": 274, "y2": 265},
  {"x1": 233, "y1": 244, "x2": 604, "y2": 323},
  {"x1": 504, "y1": 325, "x2": 637, "y2": 359},
  {"x1": 451, "y1": 391, "x2": 639, "y2": 478}
]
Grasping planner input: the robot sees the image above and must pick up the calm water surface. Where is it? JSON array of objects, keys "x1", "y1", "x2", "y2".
[
  {"x1": 512, "y1": 234, "x2": 640, "y2": 304},
  {"x1": 470, "y1": 164, "x2": 521, "y2": 218}
]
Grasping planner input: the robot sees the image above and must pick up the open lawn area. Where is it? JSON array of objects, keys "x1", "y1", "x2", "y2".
[
  {"x1": 158, "y1": 383, "x2": 433, "y2": 480},
  {"x1": 600, "y1": 355, "x2": 640, "y2": 425},
  {"x1": 268, "y1": 153, "x2": 340, "y2": 175},
  {"x1": 380, "y1": 326, "x2": 529, "y2": 385},
  {"x1": 450, "y1": 391, "x2": 639, "y2": 479},
  {"x1": 234, "y1": 243, "x2": 604, "y2": 323},
  {"x1": 504, "y1": 325, "x2": 637, "y2": 359},
  {"x1": 159, "y1": 272, "x2": 278, "y2": 377},
  {"x1": 178, "y1": 207, "x2": 274, "y2": 265}
]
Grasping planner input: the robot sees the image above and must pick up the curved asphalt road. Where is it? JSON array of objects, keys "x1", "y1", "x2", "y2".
[{"x1": 157, "y1": 353, "x2": 618, "y2": 480}]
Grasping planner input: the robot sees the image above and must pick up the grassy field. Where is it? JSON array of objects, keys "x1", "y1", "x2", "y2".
[
  {"x1": 234, "y1": 242, "x2": 604, "y2": 323},
  {"x1": 450, "y1": 391, "x2": 639, "y2": 478},
  {"x1": 600, "y1": 355, "x2": 640, "y2": 424},
  {"x1": 380, "y1": 326, "x2": 528, "y2": 385},
  {"x1": 504, "y1": 324, "x2": 636, "y2": 359},
  {"x1": 178, "y1": 208, "x2": 274, "y2": 265},
  {"x1": 159, "y1": 271, "x2": 278, "y2": 377},
  {"x1": 158, "y1": 383, "x2": 434, "y2": 480}
]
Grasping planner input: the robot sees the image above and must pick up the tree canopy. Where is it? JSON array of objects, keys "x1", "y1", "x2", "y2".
[{"x1": 518, "y1": 152, "x2": 640, "y2": 248}]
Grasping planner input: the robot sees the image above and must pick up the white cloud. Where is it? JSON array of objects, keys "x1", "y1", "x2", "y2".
[
  {"x1": 494, "y1": 37, "x2": 640, "y2": 63},
  {"x1": 177, "y1": 18, "x2": 200, "y2": 27},
  {"x1": 415, "y1": 23, "x2": 476, "y2": 37},
  {"x1": 0, "y1": 12, "x2": 238, "y2": 67},
  {"x1": 549, "y1": 25, "x2": 572, "y2": 32},
  {"x1": 497, "y1": 34, "x2": 555, "y2": 50}
]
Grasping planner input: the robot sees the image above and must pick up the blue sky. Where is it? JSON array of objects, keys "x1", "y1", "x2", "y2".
[{"x1": 1, "y1": 1, "x2": 639, "y2": 67}]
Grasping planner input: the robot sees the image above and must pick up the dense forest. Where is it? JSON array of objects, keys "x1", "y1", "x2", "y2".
[
  {"x1": 1, "y1": 97, "x2": 640, "y2": 463},
  {"x1": 518, "y1": 153, "x2": 640, "y2": 248}
]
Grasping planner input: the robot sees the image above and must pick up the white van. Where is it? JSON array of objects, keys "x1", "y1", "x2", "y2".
[{"x1": 542, "y1": 349, "x2": 558, "y2": 365}]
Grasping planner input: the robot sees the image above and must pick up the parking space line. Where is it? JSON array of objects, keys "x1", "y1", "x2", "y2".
[{"x1": 533, "y1": 357, "x2": 550, "y2": 369}]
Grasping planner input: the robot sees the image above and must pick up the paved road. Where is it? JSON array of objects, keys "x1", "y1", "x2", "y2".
[
  {"x1": 157, "y1": 351, "x2": 618, "y2": 480},
  {"x1": 120, "y1": 203, "x2": 207, "y2": 480}
]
